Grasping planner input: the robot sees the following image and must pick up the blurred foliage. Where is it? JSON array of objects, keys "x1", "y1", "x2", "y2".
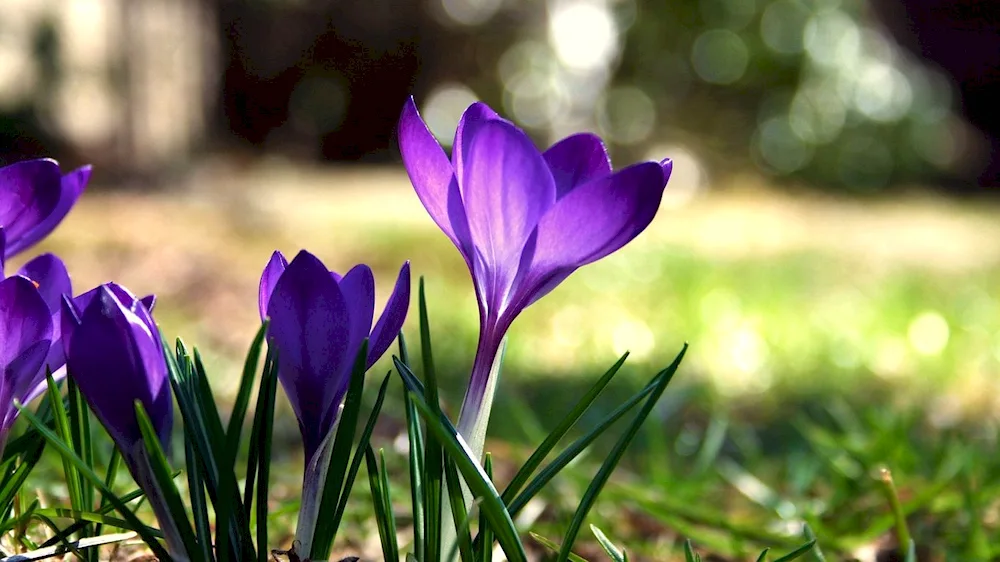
[
  {"x1": 0, "y1": 0, "x2": 976, "y2": 191},
  {"x1": 422, "y1": 0, "x2": 965, "y2": 192}
]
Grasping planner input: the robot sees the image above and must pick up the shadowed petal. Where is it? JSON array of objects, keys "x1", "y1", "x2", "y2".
[
  {"x1": 18, "y1": 254, "x2": 72, "y2": 383},
  {"x1": 258, "y1": 251, "x2": 288, "y2": 319},
  {"x1": 14, "y1": 165, "x2": 91, "y2": 256},
  {"x1": 18, "y1": 254, "x2": 72, "y2": 315},
  {"x1": 337, "y1": 264, "x2": 375, "y2": 363},
  {"x1": 0, "y1": 276, "x2": 53, "y2": 369},
  {"x1": 543, "y1": 133, "x2": 613, "y2": 198},
  {"x1": 530, "y1": 161, "x2": 666, "y2": 270},
  {"x1": 368, "y1": 261, "x2": 410, "y2": 366},
  {"x1": 0, "y1": 276, "x2": 52, "y2": 429},
  {"x1": 0, "y1": 160, "x2": 62, "y2": 257},
  {"x1": 0, "y1": 228, "x2": 6, "y2": 276},
  {"x1": 266, "y1": 250, "x2": 351, "y2": 458},
  {"x1": 462, "y1": 120, "x2": 557, "y2": 310}
]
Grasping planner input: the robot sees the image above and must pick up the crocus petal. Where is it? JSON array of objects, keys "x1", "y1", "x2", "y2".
[
  {"x1": 399, "y1": 99, "x2": 462, "y2": 242},
  {"x1": 543, "y1": 133, "x2": 613, "y2": 198},
  {"x1": 452, "y1": 101, "x2": 501, "y2": 184},
  {"x1": 660, "y1": 158, "x2": 674, "y2": 184},
  {"x1": 266, "y1": 250, "x2": 352, "y2": 459},
  {"x1": 17, "y1": 254, "x2": 72, "y2": 315},
  {"x1": 461, "y1": 119, "x2": 557, "y2": 311},
  {"x1": 17, "y1": 253, "x2": 72, "y2": 383},
  {"x1": 0, "y1": 276, "x2": 53, "y2": 369},
  {"x1": 0, "y1": 276, "x2": 52, "y2": 431},
  {"x1": 14, "y1": 165, "x2": 90, "y2": 256},
  {"x1": 367, "y1": 261, "x2": 410, "y2": 366},
  {"x1": 0, "y1": 228, "x2": 6, "y2": 276},
  {"x1": 0, "y1": 159, "x2": 62, "y2": 257},
  {"x1": 68, "y1": 286, "x2": 172, "y2": 450},
  {"x1": 530, "y1": 161, "x2": 666, "y2": 270},
  {"x1": 258, "y1": 250, "x2": 288, "y2": 319},
  {"x1": 337, "y1": 263, "x2": 375, "y2": 363}
]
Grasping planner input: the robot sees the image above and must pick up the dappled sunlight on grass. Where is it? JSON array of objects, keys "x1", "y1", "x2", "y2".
[{"x1": 11, "y1": 163, "x2": 999, "y2": 423}]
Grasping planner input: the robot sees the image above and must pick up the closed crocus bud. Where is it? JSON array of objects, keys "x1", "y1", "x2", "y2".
[
  {"x1": 258, "y1": 249, "x2": 410, "y2": 558},
  {"x1": 62, "y1": 283, "x2": 186, "y2": 560},
  {"x1": 0, "y1": 159, "x2": 90, "y2": 259},
  {"x1": 398, "y1": 97, "x2": 671, "y2": 449},
  {"x1": 0, "y1": 275, "x2": 53, "y2": 458},
  {"x1": 62, "y1": 283, "x2": 171, "y2": 453}
]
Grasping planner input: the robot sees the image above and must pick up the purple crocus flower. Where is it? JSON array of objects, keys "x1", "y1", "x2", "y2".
[
  {"x1": 258, "y1": 249, "x2": 410, "y2": 557},
  {"x1": 0, "y1": 227, "x2": 72, "y2": 454},
  {"x1": 62, "y1": 283, "x2": 171, "y2": 455},
  {"x1": 0, "y1": 275, "x2": 53, "y2": 457},
  {"x1": 398, "y1": 98, "x2": 672, "y2": 440},
  {"x1": 0, "y1": 158, "x2": 91, "y2": 259},
  {"x1": 61, "y1": 283, "x2": 185, "y2": 559}
]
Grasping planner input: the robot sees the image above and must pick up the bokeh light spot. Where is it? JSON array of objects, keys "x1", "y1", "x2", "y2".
[
  {"x1": 440, "y1": 0, "x2": 502, "y2": 26},
  {"x1": 753, "y1": 116, "x2": 814, "y2": 173},
  {"x1": 422, "y1": 83, "x2": 479, "y2": 146},
  {"x1": 908, "y1": 311, "x2": 950, "y2": 356},
  {"x1": 549, "y1": 1, "x2": 618, "y2": 71},
  {"x1": 597, "y1": 86, "x2": 655, "y2": 145},
  {"x1": 690, "y1": 29, "x2": 749, "y2": 85},
  {"x1": 760, "y1": 0, "x2": 811, "y2": 55}
]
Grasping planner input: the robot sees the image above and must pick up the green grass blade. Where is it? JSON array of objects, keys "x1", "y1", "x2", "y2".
[
  {"x1": 417, "y1": 278, "x2": 443, "y2": 562},
  {"x1": 135, "y1": 401, "x2": 202, "y2": 562},
  {"x1": 443, "y1": 453, "x2": 473, "y2": 562},
  {"x1": 556, "y1": 344, "x2": 687, "y2": 561},
  {"x1": 32, "y1": 508, "x2": 162, "y2": 536},
  {"x1": 329, "y1": 371, "x2": 393, "y2": 544},
  {"x1": 255, "y1": 346, "x2": 280, "y2": 562},
  {"x1": 409, "y1": 392, "x2": 528, "y2": 562},
  {"x1": 801, "y1": 524, "x2": 825, "y2": 562},
  {"x1": 44, "y1": 373, "x2": 83, "y2": 515},
  {"x1": 478, "y1": 453, "x2": 493, "y2": 562},
  {"x1": 528, "y1": 534, "x2": 588, "y2": 562},
  {"x1": 378, "y1": 448, "x2": 400, "y2": 560},
  {"x1": 590, "y1": 525, "x2": 626, "y2": 562},
  {"x1": 226, "y1": 321, "x2": 266, "y2": 456},
  {"x1": 501, "y1": 353, "x2": 629, "y2": 504},
  {"x1": 218, "y1": 322, "x2": 267, "y2": 562},
  {"x1": 773, "y1": 540, "x2": 818, "y2": 562},
  {"x1": 755, "y1": 548, "x2": 770, "y2": 562},
  {"x1": 403, "y1": 371, "x2": 426, "y2": 561},
  {"x1": 186, "y1": 438, "x2": 215, "y2": 562},
  {"x1": 365, "y1": 447, "x2": 399, "y2": 562},
  {"x1": 67, "y1": 377, "x2": 95, "y2": 514},
  {"x1": 15, "y1": 401, "x2": 171, "y2": 561},
  {"x1": 166, "y1": 338, "x2": 252, "y2": 562},
  {"x1": 0, "y1": 438, "x2": 45, "y2": 521},
  {"x1": 94, "y1": 447, "x2": 123, "y2": 538},
  {"x1": 684, "y1": 539, "x2": 702, "y2": 562},
  {"x1": 507, "y1": 371, "x2": 666, "y2": 517},
  {"x1": 311, "y1": 339, "x2": 370, "y2": 560}
]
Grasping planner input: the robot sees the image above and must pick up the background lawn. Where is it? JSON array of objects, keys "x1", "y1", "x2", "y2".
[{"x1": 11, "y1": 162, "x2": 999, "y2": 560}]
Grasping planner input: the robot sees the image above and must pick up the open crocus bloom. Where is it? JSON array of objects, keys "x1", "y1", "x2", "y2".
[
  {"x1": 0, "y1": 159, "x2": 90, "y2": 260},
  {"x1": 398, "y1": 97, "x2": 672, "y2": 439},
  {"x1": 258, "y1": 249, "x2": 410, "y2": 558}
]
